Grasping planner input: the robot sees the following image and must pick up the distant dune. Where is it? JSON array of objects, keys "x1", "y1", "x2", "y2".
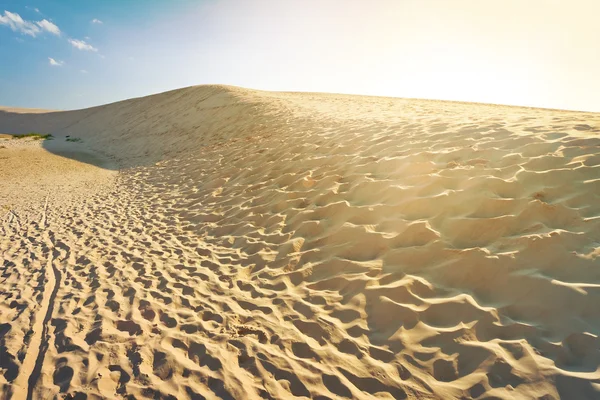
[{"x1": 1, "y1": 85, "x2": 600, "y2": 399}]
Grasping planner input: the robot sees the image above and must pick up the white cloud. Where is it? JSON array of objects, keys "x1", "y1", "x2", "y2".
[
  {"x1": 34, "y1": 8, "x2": 40, "y2": 13},
  {"x1": 91, "y1": 18, "x2": 102, "y2": 24},
  {"x1": 0, "y1": 10, "x2": 60, "y2": 37},
  {"x1": 0, "y1": 10, "x2": 40, "y2": 36},
  {"x1": 48, "y1": 57, "x2": 64, "y2": 66},
  {"x1": 80, "y1": 69, "x2": 88, "y2": 74},
  {"x1": 36, "y1": 19, "x2": 60, "y2": 35},
  {"x1": 68, "y1": 38, "x2": 98, "y2": 52}
]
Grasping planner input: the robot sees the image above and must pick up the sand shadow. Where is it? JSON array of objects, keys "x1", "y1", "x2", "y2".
[
  {"x1": 41, "y1": 137, "x2": 120, "y2": 171},
  {"x1": 0, "y1": 108, "x2": 123, "y2": 171}
]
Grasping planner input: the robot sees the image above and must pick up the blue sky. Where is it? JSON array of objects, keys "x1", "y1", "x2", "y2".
[
  {"x1": 1, "y1": 0, "x2": 600, "y2": 111},
  {"x1": 0, "y1": 0, "x2": 195, "y2": 108}
]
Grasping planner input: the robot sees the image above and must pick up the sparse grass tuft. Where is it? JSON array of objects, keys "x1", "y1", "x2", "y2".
[
  {"x1": 66, "y1": 137, "x2": 82, "y2": 143},
  {"x1": 12, "y1": 132, "x2": 53, "y2": 140}
]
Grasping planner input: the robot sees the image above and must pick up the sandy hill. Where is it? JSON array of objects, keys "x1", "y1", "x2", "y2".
[{"x1": 1, "y1": 85, "x2": 600, "y2": 399}]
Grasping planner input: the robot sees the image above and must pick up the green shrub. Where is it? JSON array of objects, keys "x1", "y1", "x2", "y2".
[{"x1": 12, "y1": 132, "x2": 53, "y2": 140}]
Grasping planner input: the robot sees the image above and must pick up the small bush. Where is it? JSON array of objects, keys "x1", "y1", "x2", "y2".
[
  {"x1": 66, "y1": 137, "x2": 82, "y2": 143},
  {"x1": 12, "y1": 132, "x2": 53, "y2": 140}
]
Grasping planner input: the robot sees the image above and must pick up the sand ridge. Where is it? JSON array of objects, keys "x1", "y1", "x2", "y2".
[{"x1": 1, "y1": 86, "x2": 600, "y2": 399}]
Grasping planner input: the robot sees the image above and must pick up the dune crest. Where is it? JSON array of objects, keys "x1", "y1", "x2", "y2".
[{"x1": 1, "y1": 86, "x2": 600, "y2": 399}]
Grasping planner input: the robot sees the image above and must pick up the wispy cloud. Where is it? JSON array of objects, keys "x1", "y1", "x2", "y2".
[
  {"x1": 68, "y1": 38, "x2": 98, "y2": 52},
  {"x1": 80, "y1": 69, "x2": 88, "y2": 74},
  {"x1": 48, "y1": 57, "x2": 64, "y2": 66},
  {"x1": 0, "y1": 11, "x2": 60, "y2": 37},
  {"x1": 1, "y1": 10, "x2": 40, "y2": 36},
  {"x1": 91, "y1": 18, "x2": 102, "y2": 24},
  {"x1": 36, "y1": 19, "x2": 60, "y2": 35}
]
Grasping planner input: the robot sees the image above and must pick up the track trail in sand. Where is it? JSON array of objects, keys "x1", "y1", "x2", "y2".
[{"x1": 11, "y1": 197, "x2": 61, "y2": 400}]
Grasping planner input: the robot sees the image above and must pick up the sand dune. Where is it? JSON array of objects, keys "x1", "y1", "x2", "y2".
[{"x1": 1, "y1": 85, "x2": 600, "y2": 399}]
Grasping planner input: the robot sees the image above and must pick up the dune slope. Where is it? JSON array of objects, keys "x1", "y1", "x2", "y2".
[{"x1": 1, "y1": 86, "x2": 600, "y2": 399}]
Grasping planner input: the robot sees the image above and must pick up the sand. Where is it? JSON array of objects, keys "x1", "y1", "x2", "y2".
[{"x1": 0, "y1": 85, "x2": 599, "y2": 399}]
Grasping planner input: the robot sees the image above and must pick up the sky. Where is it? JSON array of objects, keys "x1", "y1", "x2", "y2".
[{"x1": 1, "y1": 0, "x2": 599, "y2": 112}]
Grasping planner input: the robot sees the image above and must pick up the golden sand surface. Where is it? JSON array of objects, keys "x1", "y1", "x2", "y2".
[{"x1": 1, "y1": 86, "x2": 600, "y2": 399}]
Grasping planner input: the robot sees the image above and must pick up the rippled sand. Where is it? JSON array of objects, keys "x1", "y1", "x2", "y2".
[{"x1": 1, "y1": 86, "x2": 600, "y2": 399}]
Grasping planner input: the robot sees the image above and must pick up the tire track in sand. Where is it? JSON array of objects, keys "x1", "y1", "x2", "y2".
[{"x1": 12, "y1": 198, "x2": 61, "y2": 400}]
